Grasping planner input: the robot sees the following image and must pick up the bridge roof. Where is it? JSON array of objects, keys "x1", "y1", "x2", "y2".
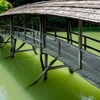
[{"x1": 1, "y1": 1, "x2": 100, "y2": 23}]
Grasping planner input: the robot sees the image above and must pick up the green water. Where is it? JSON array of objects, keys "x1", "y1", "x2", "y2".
[{"x1": 0, "y1": 34, "x2": 100, "y2": 100}]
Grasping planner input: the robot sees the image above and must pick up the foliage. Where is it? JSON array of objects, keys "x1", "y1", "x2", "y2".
[{"x1": 0, "y1": 0, "x2": 12, "y2": 13}]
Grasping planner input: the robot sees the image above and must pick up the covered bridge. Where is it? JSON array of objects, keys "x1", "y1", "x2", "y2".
[{"x1": 0, "y1": 1, "x2": 100, "y2": 88}]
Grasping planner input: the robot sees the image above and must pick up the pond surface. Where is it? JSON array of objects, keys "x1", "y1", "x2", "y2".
[{"x1": 0, "y1": 34, "x2": 100, "y2": 100}]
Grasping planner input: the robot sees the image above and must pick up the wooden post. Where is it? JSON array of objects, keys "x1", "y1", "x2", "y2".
[
  {"x1": 78, "y1": 20, "x2": 83, "y2": 70},
  {"x1": 23, "y1": 15, "x2": 27, "y2": 40},
  {"x1": 58, "y1": 40, "x2": 61, "y2": 56},
  {"x1": 42, "y1": 15, "x2": 46, "y2": 48},
  {"x1": 39, "y1": 15, "x2": 46, "y2": 49},
  {"x1": 66, "y1": 18, "x2": 72, "y2": 44},
  {"x1": 17, "y1": 16, "x2": 20, "y2": 37},
  {"x1": 54, "y1": 28, "x2": 57, "y2": 38},
  {"x1": 10, "y1": 16, "x2": 14, "y2": 58},
  {"x1": 39, "y1": 15, "x2": 45, "y2": 71},
  {"x1": 31, "y1": 15, "x2": 35, "y2": 43},
  {"x1": 84, "y1": 37, "x2": 87, "y2": 50},
  {"x1": 44, "y1": 54, "x2": 48, "y2": 80},
  {"x1": 39, "y1": 15, "x2": 48, "y2": 80}
]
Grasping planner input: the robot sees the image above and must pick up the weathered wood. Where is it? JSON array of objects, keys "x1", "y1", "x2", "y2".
[
  {"x1": 31, "y1": 16, "x2": 35, "y2": 43},
  {"x1": 2, "y1": 1, "x2": 100, "y2": 23},
  {"x1": 49, "y1": 65, "x2": 66, "y2": 70},
  {"x1": 15, "y1": 43, "x2": 25, "y2": 52},
  {"x1": 10, "y1": 16, "x2": 15, "y2": 58},
  {"x1": 84, "y1": 37, "x2": 86, "y2": 50},
  {"x1": 66, "y1": 18, "x2": 72, "y2": 44},
  {"x1": 23, "y1": 15, "x2": 27, "y2": 40},
  {"x1": 39, "y1": 15, "x2": 45, "y2": 71},
  {"x1": 44, "y1": 54, "x2": 48, "y2": 80},
  {"x1": 78, "y1": 20, "x2": 83, "y2": 70},
  {"x1": 58, "y1": 40, "x2": 61, "y2": 56},
  {"x1": 17, "y1": 17, "x2": 20, "y2": 37},
  {"x1": 1, "y1": 22, "x2": 100, "y2": 88}
]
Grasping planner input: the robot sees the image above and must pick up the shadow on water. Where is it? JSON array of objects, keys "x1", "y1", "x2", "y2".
[{"x1": 0, "y1": 42, "x2": 100, "y2": 100}]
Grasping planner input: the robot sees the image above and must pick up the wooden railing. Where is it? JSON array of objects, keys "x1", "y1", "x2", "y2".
[
  {"x1": 0, "y1": 25, "x2": 100, "y2": 54},
  {"x1": 71, "y1": 32, "x2": 100, "y2": 53},
  {"x1": 46, "y1": 27, "x2": 100, "y2": 54}
]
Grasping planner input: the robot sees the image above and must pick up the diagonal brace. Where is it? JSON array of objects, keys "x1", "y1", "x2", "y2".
[
  {"x1": 32, "y1": 46, "x2": 38, "y2": 55},
  {"x1": 15, "y1": 43, "x2": 25, "y2": 52},
  {"x1": 0, "y1": 37, "x2": 11, "y2": 48},
  {"x1": 27, "y1": 57, "x2": 57, "y2": 88}
]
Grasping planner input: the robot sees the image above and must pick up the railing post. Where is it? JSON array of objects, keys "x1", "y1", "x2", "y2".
[
  {"x1": 23, "y1": 15, "x2": 27, "y2": 40},
  {"x1": 84, "y1": 36, "x2": 87, "y2": 50},
  {"x1": 31, "y1": 15, "x2": 35, "y2": 43},
  {"x1": 78, "y1": 20, "x2": 83, "y2": 70},
  {"x1": 58, "y1": 40, "x2": 61, "y2": 56},
  {"x1": 54, "y1": 28, "x2": 57, "y2": 39}
]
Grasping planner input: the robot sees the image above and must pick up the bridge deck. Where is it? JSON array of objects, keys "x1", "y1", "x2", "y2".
[{"x1": 2, "y1": 31, "x2": 100, "y2": 88}]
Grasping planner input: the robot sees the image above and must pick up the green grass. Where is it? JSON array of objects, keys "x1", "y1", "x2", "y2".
[{"x1": 49, "y1": 31, "x2": 100, "y2": 56}]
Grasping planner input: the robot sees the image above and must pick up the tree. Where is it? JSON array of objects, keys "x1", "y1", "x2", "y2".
[{"x1": 0, "y1": 0, "x2": 12, "y2": 13}]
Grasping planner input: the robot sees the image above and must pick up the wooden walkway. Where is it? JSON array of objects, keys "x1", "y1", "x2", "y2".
[{"x1": 1, "y1": 27, "x2": 100, "y2": 88}]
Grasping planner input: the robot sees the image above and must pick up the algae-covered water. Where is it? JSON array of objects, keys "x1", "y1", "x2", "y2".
[{"x1": 0, "y1": 33, "x2": 100, "y2": 100}]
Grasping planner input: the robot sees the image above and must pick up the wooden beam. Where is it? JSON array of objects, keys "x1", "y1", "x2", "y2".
[
  {"x1": 39, "y1": 15, "x2": 46, "y2": 71},
  {"x1": 23, "y1": 15, "x2": 27, "y2": 40},
  {"x1": 78, "y1": 20, "x2": 83, "y2": 70},
  {"x1": 31, "y1": 15, "x2": 35, "y2": 43},
  {"x1": 66, "y1": 18, "x2": 72, "y2": 44},
  {"x1": 44, "y1": 54, "x2": 48, "y2": 80},
  {"x1": 17, "y1": 16, "x2": 20, "y2": 37},
  {"x1": 39, "y1": 15, "x2": 46, "y2": 51},
  {"x1": 10, "y1": 16, "x2": 14, "y2": 58}
]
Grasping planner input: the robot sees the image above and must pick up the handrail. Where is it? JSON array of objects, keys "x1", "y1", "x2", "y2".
[
  {"x1": 46, "y1": 30, "x2": 100, "y2": 53},
  {"x1": 14, "y1": 25, "x2": 39, "y2": 33},
  {"x1": 71, "y1": 31, "x2": 100, "y2": 43},
  {"x1": 1, "y1": 25, "x2": 100, "y2": 53}
]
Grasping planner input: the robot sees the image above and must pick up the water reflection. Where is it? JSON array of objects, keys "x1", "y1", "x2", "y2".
[
  {"x1": 0, "y1": 86, "x2": 11, "y2": 100},
  {"x1": 81, "y1": 96, "x2": 96, "y2": 100},
  {"x1": 0, "y1": 42, "x2": 100, "y2": 100}
]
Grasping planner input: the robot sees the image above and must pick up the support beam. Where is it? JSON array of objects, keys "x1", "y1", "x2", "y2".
[
  {"x1": 66, "y1": 18, "x2": 72, "y2": 44},
  {"x1": 44, "y1": 54, "x2": 48, "y2": 80},
  {"x1": 78, "y1": 20, "x2": 83, "y2": 70},
  {"x1": 10, "y1": 16, "x2": 15, "y2": 58},
  {"x1": 23, "y1": 15, "x2": 27, "y2": 40},
  {"x1": 31, "y1": 15, "x2": 35, "y2": 43},
  {"x1": 39, "y1": 15, "x2": 46, "y2": 71},
  {"x1": 27, "y1": 57, "x2": 57, "y2": 88},
  {"x1": 15, "y1": 43, "x2": 25, "y2": 52},
  {"x1": 17, "y1": 16, "x2": 20, "y2": 37}
]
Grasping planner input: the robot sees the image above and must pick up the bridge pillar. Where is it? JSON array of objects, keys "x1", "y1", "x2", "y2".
[
  {"x1": 78, "y1": 20, "x2": 83, "y2": 70},
  {"x1": 10, "y1": 16, "x2": 16, "y2": 58},
  {"x1": 39, "y1": 15, "x2": 48, "y2": 80},
  {"x1": 66, "y1": 18, "x2": 72, "y2": 44}
]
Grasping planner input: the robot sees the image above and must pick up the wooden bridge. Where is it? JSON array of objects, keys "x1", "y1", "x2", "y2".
[{"x1": 0, "y1": 1, "x2": 100, "y2": 88}]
